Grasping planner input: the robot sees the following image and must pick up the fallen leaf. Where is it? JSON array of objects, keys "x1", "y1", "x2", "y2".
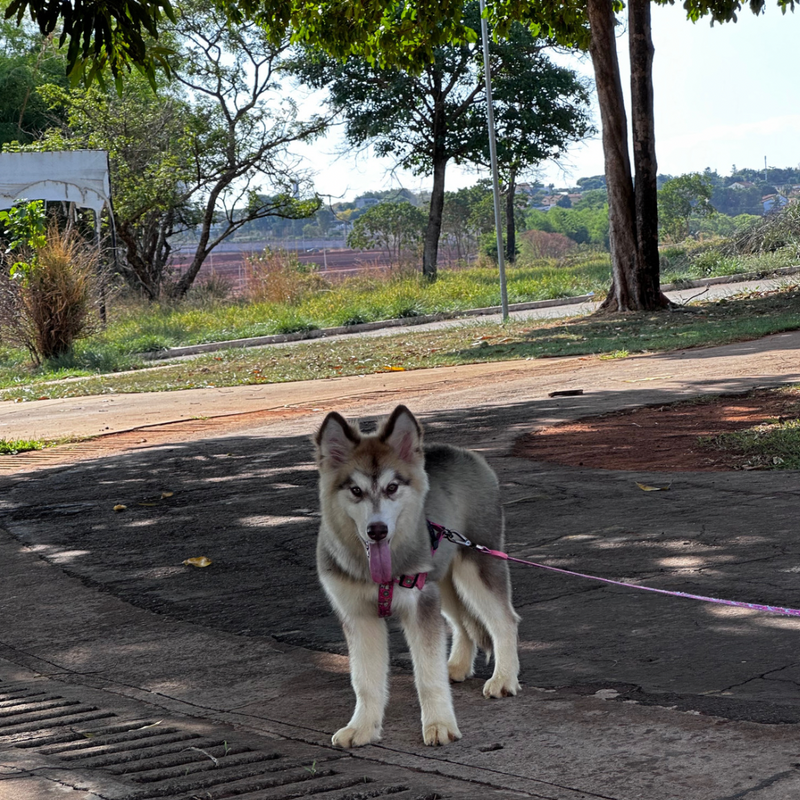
[
  {"x1": 160, "y1": 491, "x2": 174, "y2": 499},
  {"x1": 113, "y1": 504, "x2": 127, "y2": 512},
  {"x1": 183, "y1": 556, "x2": 212, "y2": 568},
  {"x1": 383, "y1": 366, "x2": 405, "y2": 372},
  {"x1": 137, "y1": 502, "x2": 158, "y2": 507},
  {"x1": 635, "y1": 482, "x2": 671, "y2": 492}
]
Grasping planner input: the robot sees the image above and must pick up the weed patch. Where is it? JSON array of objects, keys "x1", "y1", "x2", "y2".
[
  {"x1": 0, "y1": 438, "x2": 48, "y2": 454},
  {"x1": 700, "y1": 419, "x2": 800, "y2": 470}
]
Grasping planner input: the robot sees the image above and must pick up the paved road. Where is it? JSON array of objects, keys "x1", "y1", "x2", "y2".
[{"x1": 2, "y1": 295, "x2": 800, "y2": 798}]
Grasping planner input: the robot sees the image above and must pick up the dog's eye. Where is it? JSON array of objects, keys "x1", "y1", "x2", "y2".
[
  {"x1": 350, "y1": 486, "x2": 363, "y2": 499},
  {"x1": 385, "y1": 483, "x2": 398, "y2": 496}
]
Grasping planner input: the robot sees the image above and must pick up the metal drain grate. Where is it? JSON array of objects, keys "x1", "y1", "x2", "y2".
[{"x1": 0, "y1": 683, "x2": 447, "y2": 799}]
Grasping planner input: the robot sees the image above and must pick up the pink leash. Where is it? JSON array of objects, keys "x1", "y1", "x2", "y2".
[{"x1": 427, "y1": 522, "x2": 800, "y2": 619}]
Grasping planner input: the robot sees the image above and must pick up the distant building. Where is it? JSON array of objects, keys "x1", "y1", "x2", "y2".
[
  {"x1": 540, "y1": 195, "x2": 563, "y2": 208},
  {"x1": 727, "y1": 181, "x2": 756, "y2": 190},
  {"x1": 762, "y1": 194, "x2": 789, "y2": 213}
]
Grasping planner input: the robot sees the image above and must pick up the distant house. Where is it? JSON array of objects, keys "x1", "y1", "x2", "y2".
[
  {"x1": 727, "y1": 181, "x2": 756, "y2": 190},
  {"x1": 762, "y1": 194, "x2": 789, "y2": 213},
  {"x1": 540, "y1": 195, "x2": 563, "y2": 208}
]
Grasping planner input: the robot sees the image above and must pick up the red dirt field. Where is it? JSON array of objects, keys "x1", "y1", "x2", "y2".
[{"x1": 513, "y1": 389, "x2": 800, "y2": 472}]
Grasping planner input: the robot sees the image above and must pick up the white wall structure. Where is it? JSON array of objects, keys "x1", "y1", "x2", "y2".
[{"x1": 0, "y1": 150, "x2": 111, "y2": 216}]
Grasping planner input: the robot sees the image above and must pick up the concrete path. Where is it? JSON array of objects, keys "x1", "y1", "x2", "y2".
[{"x1": 2, "y1": 314, "x2": 800, "y2": 797}]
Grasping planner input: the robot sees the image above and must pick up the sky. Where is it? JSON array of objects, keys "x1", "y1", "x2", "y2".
[{"x1": 291, "y1": 3, "x2": 799, "y2": 202}]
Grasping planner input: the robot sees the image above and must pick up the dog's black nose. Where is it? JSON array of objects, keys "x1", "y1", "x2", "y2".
[{"x1": 367, "y1": 522, "x2": 388, "y2": 541}]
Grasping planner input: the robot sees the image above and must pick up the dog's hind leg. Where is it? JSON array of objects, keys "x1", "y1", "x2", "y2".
[
  {"x1": 400, "y1": 590, "x2": 462, "y2": 745},
  {"x1": 451, "y1": 555, "x2": 521, "y2": 699},
  {"x1": 439, "y1": 573, "x2": 478, "y2": 682},
  {"x1": 333, "y1": 616, "x2": 390, "y2": 747}
]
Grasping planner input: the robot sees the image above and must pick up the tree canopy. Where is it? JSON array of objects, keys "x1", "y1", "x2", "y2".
[{"x1": 293, "y1": 3, "x2": 592, "y2": 278}]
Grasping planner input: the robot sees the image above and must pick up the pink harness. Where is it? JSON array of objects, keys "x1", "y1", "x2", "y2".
[{"x1": 375, "y1": 521, "x2": 445, "y2": 618}]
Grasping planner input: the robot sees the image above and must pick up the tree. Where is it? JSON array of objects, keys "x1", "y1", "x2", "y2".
[
  {"x1": 346, "y1": 201, "x2": 426, "y2": 266},
  {"x1": 440, "y1": 183, "x2": 492, "y2": 262},
  {"x1": 166, "y1": 0, "x2": 328, "y2": 297},
  {"x1": 293, "y1": 4, "x2": 591, "y2": 280},
  {"x1": 0, "y1": 16, "x2": 68, "y2": 147},
  {"x1": 11, "y1": 0, "x2": 327, "y2": 299},
  {"x1": 10, "y1": 0, "x2": 793, "y2": 305},
  {"x1": 7, "y1": 78, "x2": 193, "y2": 299},
  {"x1": 4, "y1": 0, "x2": 176, "y2": 84},
  {"x1": 658, "y1": 173, "x2": 715, "y2": 242}
]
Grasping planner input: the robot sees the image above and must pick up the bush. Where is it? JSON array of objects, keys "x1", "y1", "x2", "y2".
[
  {"x1": 186, "y1": 271, "x2": 235, "y2": 305},
  {"x1": 519, "y1": 230, "x2": 577, "y2": 260},
  {"x1": 243, "y1": 248, "x2": 329, "y2": 305},
  {"x1": 0, "y1": 221, "x2": 103, "y2": 364},
  {"x1": 732, "y1": 202, "x2": 800, "y2": 255}
]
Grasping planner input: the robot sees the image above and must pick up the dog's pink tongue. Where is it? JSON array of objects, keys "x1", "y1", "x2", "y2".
[{"x1": 368, "y1": 540, "x2": 393, "y2": 584}]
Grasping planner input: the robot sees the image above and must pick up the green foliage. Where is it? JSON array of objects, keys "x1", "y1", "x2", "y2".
[
  {"x1": 0, "y1": 16, "x2": 69, "y2": 147},
  {"x1": 658, "y1": 173, "x2": 715, "y2": 242},
  {"x1": 0, "y1": 437, "x2": 46, "y2": 454},
  {"x1": 293, "y1": 7, "x2": 592, "y2": 182},
  {"x1": 700, "y1": 418, "x2": 800, "y2": 470},
  {"x1": 4, "y1": 0, "x2": 176, "y2": 86},
  {"x1": 0, "y1": 198, "x2": 46, "y2": 278},
  {"x1": 524, "y1": 204, "x2": 609, "y2": 247},
  {"x1": 732, "y1": 201, "x2": 800, "y2": 255},
  {"x1": 7, "y1": 2, "x2": 326, "y2": 299},
  {"x1": 347, "y1": 202, "x2": 427, "y2": 265},
  {"x1": 440, "y1": 184, "x2": 493, "y2": 262}
]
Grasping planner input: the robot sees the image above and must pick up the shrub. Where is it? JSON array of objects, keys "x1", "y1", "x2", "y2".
[
  {"x1": 243, "y1": 248, "x2": 329, "y2": 305},
  {"x1": 0, "y1": 220, "x2": 103, "y2": 364},
  {"x1": 186, "y1": 271, "x2": 235, "y2": 305},
  {"x1": 732, "y1": 201, "x2": 800, "y2": 255},
  {"x1": 519, "y1": 230, "x2": 577, "y2": 260}
]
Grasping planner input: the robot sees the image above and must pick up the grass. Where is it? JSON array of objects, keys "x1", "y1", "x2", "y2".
[
  {"x1": 0, "y1": 437, "x2": 48, "y2": 454},
  {"x1": 2, "y1": 283, "x2": 800, "y2": 401},
  {"x1": 699, "y1": 418, "x2": 800, "y2": 470},
  {"x1": 0, "y1": 242, "x2": 798, "y2": 401}
]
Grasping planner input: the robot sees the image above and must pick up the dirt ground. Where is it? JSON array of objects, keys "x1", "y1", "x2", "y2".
[{"x1": 515, "y1": 387, "x2": 800, "y2": 472}]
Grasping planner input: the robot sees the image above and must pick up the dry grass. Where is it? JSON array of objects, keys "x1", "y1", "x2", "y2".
[
  {"x1": 243, "y1": 248, "x2": 330, "y2": 305},
  {"x1": 0, "y1": 222, "x2": 103, "y2": 364}
]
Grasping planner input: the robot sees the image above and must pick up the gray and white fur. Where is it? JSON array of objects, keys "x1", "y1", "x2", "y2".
[{"x1": 314, "y1": 404, "x2": 520, "y2": 747}]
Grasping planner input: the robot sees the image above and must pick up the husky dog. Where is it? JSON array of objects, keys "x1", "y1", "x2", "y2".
[{"x1": 314, "y1": 405, "x2": 520, "y2": 747}]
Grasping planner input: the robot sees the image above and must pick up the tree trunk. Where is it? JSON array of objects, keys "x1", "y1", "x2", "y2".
[
  {"x1": 171, "y1": 184, "x2": 225, "y2": 298},
  {"x1": 505, "y1": 168, "x2": 517, "y2": 263},
  {"x1": 629, "y1": 0, "x2": 669, "y2": 308},
  {"x1": 422, "y1": 86, "x2": 447, "y2": 280},
  {"x1": 587, "y1": 0, "x2": 669, "y2": 312},
  {"x1": 422, "y1": 150, "x2": 447, "y2": 280}
]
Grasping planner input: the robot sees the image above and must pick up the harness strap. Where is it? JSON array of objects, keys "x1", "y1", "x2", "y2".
[{"x1": 376, "y1": 521, "x2": 443, "y2": 618}]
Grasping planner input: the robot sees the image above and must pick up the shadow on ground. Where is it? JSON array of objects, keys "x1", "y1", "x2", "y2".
[{"x1": 2, "y1": 374, "x2": 800, "y2": 726}]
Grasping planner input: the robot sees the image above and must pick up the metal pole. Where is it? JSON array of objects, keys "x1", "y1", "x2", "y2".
[{"x1": 479, "y1": 0, "x2": 509, "y2": 321}]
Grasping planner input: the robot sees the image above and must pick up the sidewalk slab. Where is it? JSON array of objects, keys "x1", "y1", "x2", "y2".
[{"x1": 2, "y1": 330, "x2": 800, "y2": 798}]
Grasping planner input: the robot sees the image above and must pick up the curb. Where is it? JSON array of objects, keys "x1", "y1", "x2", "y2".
[
  {"x1": 143, "y1": 264, "x2": 800, "y2": 362},
  {"x1": 142, "y1": 292, "x2": 597, "y2": 360}
]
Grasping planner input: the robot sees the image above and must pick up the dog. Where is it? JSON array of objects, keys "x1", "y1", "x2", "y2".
[{"x1": 314, "y1": 404, "x2": 520, "y2": 747}]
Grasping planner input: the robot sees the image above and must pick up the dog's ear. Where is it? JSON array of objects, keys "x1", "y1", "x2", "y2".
[
  {"x1": 315, "y1": 412, "x2": 360, "y2": 467},
  {"x1": 380, "y1": 405, "x2": 423, "y2": 463}
]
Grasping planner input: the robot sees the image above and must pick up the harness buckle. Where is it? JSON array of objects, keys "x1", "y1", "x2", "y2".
[{"x1": 398, "y1": 573, "x2": 421, "y2": 589}]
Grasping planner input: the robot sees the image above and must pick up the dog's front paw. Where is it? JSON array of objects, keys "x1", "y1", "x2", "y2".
[
  {"x1": 482, "y1": 675, "x2": 521, "y2": 699},
  {"x1": 423, "y1": 720, "x2": 462, "y2": 746},
  {"x1": 332, "y1": 724, "x2": 381, "y2": 748}
]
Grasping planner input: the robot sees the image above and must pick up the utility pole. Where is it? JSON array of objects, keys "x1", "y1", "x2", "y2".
[{"x1": 479, "y1": 0, "x2": 509, "y2": 322}]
